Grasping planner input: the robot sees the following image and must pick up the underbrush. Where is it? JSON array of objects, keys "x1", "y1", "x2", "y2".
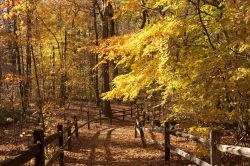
[{"x1": 0, "y1": 108, "x2": 22, "y2": 125}]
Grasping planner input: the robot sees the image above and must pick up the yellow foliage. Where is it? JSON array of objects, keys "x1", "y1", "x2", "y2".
[{"x1": 98, "y1": 0, "x2": 250, "y2": 126}]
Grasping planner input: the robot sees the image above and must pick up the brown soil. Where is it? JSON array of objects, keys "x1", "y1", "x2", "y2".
[{"x1": 64, "y1": 120, "x2": 194, "y2": 166}]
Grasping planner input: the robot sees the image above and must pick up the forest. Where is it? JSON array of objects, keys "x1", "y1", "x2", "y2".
[{"x1": 0, "y1": 0, "x2": 249, "y2": 165}]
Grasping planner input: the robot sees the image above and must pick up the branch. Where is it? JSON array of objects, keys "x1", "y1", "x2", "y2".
[
  {"x1": 197, "y1": 0, "x2": 216, "y2": 50},
  {"x1": 201, "y1": 0, "x2": 222, "y2": 9},
  {"x1": 140, "y1": 0, "x2": 148, "y2": 29},
  {"x1": 93, "y1": 0, "x2": 103, "y2": 20},
  {"x1": 35, "y1": 12, "x2": 63, "y2": 58}
]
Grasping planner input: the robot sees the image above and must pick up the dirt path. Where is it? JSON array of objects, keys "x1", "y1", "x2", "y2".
[
  {"x1": 59, "y1": 101, "x2": 192, "y2": 165},
  {"x1": 1, "y1": 101, "x2": 249, "y2": 165},
  {"x1": 63, "y1": 118, "x2": 192, "y2": 166},
  {"x1": 0, "y1": 101, "x2": 193, "y2": 165}
]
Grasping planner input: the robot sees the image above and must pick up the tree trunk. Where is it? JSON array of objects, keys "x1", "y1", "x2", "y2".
[
  {"x1": 92, "y1": 5, "x2": 100, "y2": 106},
  {"x1": 12, "y1": 8, "x2": 25, "y2": 132},
  {"x1": 0, "y1": 59, "x2": 2, "y2": 100},
  {"x1": 60, "y1": 31, "x2": 67, "y2": 106},
  {"x1": 140, "y1": 0, "x2": 148, "y2": 29},
  {"x1": 31, "y1": 46, "x2": 45, "y2": 131},
  {"x1": 39, "y1": 45, "x2": 45, "y2": 99},
  {"x1": 24, "y1": 3, "x2": 32, "y2": 115},
  {"x1": 110, "y1": 13, "x2": 118, "y2": 79},
  {"x1": 101, "y1": 2, "x2": 113, "y2": 117},
  {"x1": 51, "y1": 46, "x2": 56, "y2": 98},
  {"x1": 6, "y1": 0, "x2": 17, "y2": 74}
]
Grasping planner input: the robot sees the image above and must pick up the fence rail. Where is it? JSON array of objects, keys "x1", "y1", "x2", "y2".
[
  {"x1": 0, "y1": 106, "x2": 134, "y2": 166},
  {"x1": 0, "y1": 144, "x2": 40, "y2": 166},
  {"x1": 216, "y1": 144, "x2": 250, "y2": 158},
  {"x1": 85, "y1": 107, "x2": 133, "y2": 127},
  {"x1": 135, "y1": 119, "x2": 250, "y2": 166},
  {"x1": 0, "y1": 114, "x2": 96, "y2": 166}
]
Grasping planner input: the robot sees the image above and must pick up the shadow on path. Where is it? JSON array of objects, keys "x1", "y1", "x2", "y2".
[
  {"x1": 87, "y1": 128, "x2": 109, "y2": 166},
  {"x1": 104, "y1": 128, "x2": 116, "y2": 165}
]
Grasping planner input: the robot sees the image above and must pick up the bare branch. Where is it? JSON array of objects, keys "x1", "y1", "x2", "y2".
[{"x1": 197, "y1": 0, "x2": 216, "y2": 50}]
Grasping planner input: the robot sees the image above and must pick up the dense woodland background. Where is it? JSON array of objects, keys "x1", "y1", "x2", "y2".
[{"x1": 0, "y1": 0, "x2": 249, "y2": 157}]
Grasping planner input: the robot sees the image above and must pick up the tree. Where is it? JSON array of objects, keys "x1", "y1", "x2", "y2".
[
  {"x1": 92, "y1": 1, "x2": 101, "y2": 106},
  {"x1": 101, "y1": 1, "x2": 113, "y2": 117},
  {"x1": 0, "y1": 0, "x2": 249, "y2": 138},
  {"x1": 98, "y1": 0, "x2": 250, "y2": 130}
]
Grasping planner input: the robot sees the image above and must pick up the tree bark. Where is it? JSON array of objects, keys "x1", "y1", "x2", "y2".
[
  {"x1": 60, "y1": 30, "x2": 67, "y2": 106},
  {"x1": 39, "y1": 45, "x2": 45, "y2": 99},
  {"x1": 0, "y1": 59, "x2": 2, "y2": 100},
  {"x1": 51, "y1": 46, "x2": 56, "y2": 98},
  {"x1": 101, "y1": 2, "x2": 112, "y2": 117},
  {"x1": 109, "y1": 10, "x2": 118, "y2": 79},
  {"x1": 12, "y1": 5, "x2": 26, "y2": 131},
  {"x1": 92, "y1": 4, "x2": 100, "y2": 106},
  {"x1": 24, "y1": 1, "x2": 32, "y2": 115},
  {"x1": 140, "y1": 0, "x2": 148, "y2": 29},
  {"x1": 31, "y1": 46, "x2": 45, "y2": 131}
]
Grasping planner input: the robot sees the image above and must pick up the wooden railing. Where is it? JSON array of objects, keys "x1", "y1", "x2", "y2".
[
  {"x1": 0, "y1": 115, "x2": 90, "y2": 166},
  {"x1": 135, "y1": 119, "x2": 250, "y2": 166},
  {"x1": 0, "y1": 106, "x2": 134, "y2": 166},
  {"x1": 109, "y1": 108, "x2": 133, "y2": 125},
  {"x1": 84, "y1": 107, "x2": 134, "y2": 128}
]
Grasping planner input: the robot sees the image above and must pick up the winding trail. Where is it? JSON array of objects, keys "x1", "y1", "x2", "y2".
[
  {"x1": 63, "y1": 119, "x2": 191, "y2": 166},
  {"x1": 0, "y1": 101, "x2": 249, "y2": 165}
]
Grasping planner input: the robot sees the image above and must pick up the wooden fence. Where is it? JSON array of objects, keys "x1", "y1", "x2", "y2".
[
  {"x1": 0, "y1": 115, "x2": 82, "y2": 166},
  {"x1": 0, "y1": 106, "x2": 134, "y2": 166},
  {"x1": 135, "y1": 119, "x2": 250, "y2": 166},
  {"x1": 85, "y1": 107, "x2": 133, "y2": 129},
  {"x1": 134, "y1": 103, "x2": 163, "y2": 122}
]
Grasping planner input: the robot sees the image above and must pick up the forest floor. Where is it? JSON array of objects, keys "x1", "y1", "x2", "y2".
[
  {"x1": 61, "y1": 101, "x2": 193, "y2": 166},
  {"x1": 0, "y1": 101, "x2": 249, "y2": 165}
]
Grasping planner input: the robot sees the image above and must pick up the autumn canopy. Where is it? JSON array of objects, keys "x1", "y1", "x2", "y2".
[{"x1": 0, "y1": 0, "x2": 249, "y2": 139}]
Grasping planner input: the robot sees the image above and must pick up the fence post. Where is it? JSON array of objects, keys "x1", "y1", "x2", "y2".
[
  {"x1": 159, "y1": 107, "x2": 161, "y2": 118},
  {"x1": 123, "y1": 110, "x2": 125, "y2": 121},
  {"x1": 210, "y1": 130, "x2": 221, "y2": 166},
  {"x1": 57, "y1": 124, "x2": 64, "y2": 166},
  {"x1": 33, "y1": 129, "x2": 45, "y2": 166},
  {"x1": 146, "y1": 110, "x2": 150, "y2": 121},
  {"x1": 139, "y1": 104, "x2": 142, "y2": 113},
  {"x1": 152, "y1": 108, "x2": 155, "y2": 121},
  {"x1": 139, "y1": 120, "x2": 146, "y2": 148},
  {"x1": 98, "y1": 109, "x2": 102, "y2": 125},
  {"x1": 160, "y1": 106, "x2": 163, "y2": 118},
  {"x1": 143, "y1": 111, "x2": 146, "y2": 126},
  {"x1": 74, "y1": 116, "x2": 79, "y2": 138},
  {"x1": 135, "y1": 121, "x2": 138, "y2": 138},
  {"x1": 164, "y1": 122, "x2": 170, "y2": 161},
  {"x1": 130, "y1": 104, "x2": 133, "y2": 118},
  {"x1": 87, "y1": 110, "x2": 90, "y2": 129},
  {"x1": 67, "y1": 120, "x2": 72, "y2": 151},
  {"x1": 110, "y1": 113, "x2": 113, "y2": 125}
]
